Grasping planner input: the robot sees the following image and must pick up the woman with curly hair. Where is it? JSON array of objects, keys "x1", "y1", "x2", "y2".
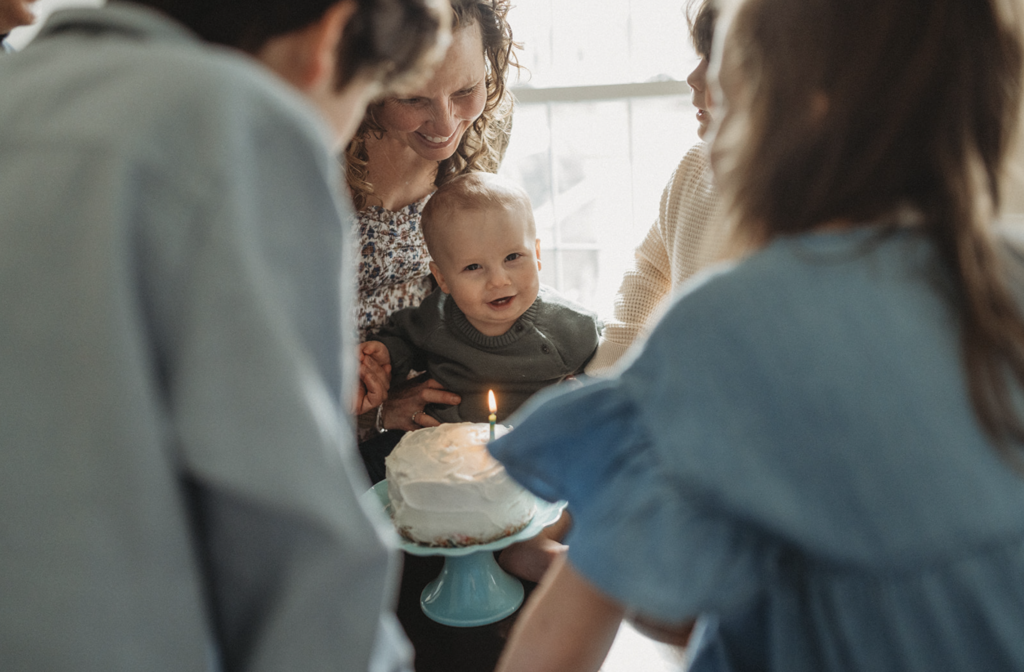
[{"x1": 350, "y1": 0, "x2": 517, "y2": 435}]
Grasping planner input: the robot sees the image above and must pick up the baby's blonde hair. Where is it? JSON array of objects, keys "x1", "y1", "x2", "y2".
[{"x1": 421, "y1": 172, "x2": 535, "y2": 260}]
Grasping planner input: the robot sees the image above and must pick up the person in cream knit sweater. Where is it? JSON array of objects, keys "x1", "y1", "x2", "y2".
[
  {"x1": 586, "y1": 142, "x2": 724, "y2": 373},
  {"x1": 587, "y1": 0, "x2": 725, "y2": 375}
]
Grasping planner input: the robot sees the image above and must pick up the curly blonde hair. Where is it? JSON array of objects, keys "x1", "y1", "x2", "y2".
[{"x1": 344, "y1": 0, "x2": 519, "y2": 211}]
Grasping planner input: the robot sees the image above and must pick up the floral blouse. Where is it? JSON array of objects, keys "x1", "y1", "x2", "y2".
[{"x1": 356, "y1": 194, "x2": 435, "y2": 341}]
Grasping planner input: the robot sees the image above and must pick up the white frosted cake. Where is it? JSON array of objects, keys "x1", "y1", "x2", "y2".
[{"x1": 385, "y1": 423, "x2": 537, "y2": 547}]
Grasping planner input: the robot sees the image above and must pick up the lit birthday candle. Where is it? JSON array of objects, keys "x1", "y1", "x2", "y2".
[{"x1": 488, "y1": 390, "x2": 497, "y2": 441}]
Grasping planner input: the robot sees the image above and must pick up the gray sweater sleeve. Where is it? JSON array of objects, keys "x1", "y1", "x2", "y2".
[{"x1": 371, "y1": 290, "x2": 444, "y2": 383}]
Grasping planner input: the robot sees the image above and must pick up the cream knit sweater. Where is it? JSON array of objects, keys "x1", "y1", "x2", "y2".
[{"x1": 587, "y1": 142, "x2": 725, "y2": 374}]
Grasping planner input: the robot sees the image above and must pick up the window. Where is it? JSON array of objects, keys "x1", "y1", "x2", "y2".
[{"x1": 499, "y1": 1, "x2": 702, "y2": 319}]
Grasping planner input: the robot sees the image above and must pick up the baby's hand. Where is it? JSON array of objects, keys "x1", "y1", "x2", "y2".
[
  {"x1": 360, "y1": 341, "x2": 392, "y2": 372},
  {"x1": 354, "y1": 341, "x2": 392, "y2": 415}
]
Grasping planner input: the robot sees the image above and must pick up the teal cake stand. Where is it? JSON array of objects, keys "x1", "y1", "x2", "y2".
[{"x1": 365, "y1": 480, "x2": 567, "y2": 627}]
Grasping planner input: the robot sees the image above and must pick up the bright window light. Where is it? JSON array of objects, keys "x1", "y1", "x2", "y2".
[{"x1": 502, "y1": 1, "x2": 703, "y2": 319}]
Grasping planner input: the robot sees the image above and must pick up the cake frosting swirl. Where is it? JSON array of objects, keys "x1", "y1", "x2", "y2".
[{"x1": 385, "y1": 423, "x2": 537, "y2": 547}]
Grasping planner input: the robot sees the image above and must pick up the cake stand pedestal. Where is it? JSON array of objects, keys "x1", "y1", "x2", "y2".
[{"x1": 365, "y1": 480, "x2": 567, "y2": 628}]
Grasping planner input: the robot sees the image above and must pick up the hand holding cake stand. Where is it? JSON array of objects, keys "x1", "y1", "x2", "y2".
[{"x1": 364, "y1": 481, "x2": 568, "y2": 627}]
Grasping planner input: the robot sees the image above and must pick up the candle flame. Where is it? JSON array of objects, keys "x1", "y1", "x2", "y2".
[{"x1": 488, "y1": 389, "x2": 497, "y2": 413}]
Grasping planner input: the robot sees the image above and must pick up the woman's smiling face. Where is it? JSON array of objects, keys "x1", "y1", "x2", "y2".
[{"x1": 376, "y1": 21, "x2": 488, "y2": 163}]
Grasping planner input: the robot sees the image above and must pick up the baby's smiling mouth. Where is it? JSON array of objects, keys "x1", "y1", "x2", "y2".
[{"x1": 489, "y1": 296, "x2": 514, "y2": 307}]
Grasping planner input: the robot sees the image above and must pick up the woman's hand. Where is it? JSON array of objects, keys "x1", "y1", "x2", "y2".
[
  {"x1": 380, "y1": 375, "x2": 461, "y2": 431},
  {"x1": 353, "y1": 342, "x2": 392, "y2": 415}
]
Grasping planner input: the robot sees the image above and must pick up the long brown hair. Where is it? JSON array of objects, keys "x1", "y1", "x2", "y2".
[
  {"x1": 345, "y1": 0, "x2": 519, "y2": 210},
  {"x1": 714, "y1": 0, "x2": 1024, "y2": 455}
]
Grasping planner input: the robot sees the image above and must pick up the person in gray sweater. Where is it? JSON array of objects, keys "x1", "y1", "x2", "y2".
[
  {"x1": 0, "y1": 1, "x2": 448, "y2": 669},
  {"x1": 362, "y1": 172, "x2": 600, "y2": 427}
]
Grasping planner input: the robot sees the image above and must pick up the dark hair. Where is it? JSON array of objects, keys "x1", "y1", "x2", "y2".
[
  {"x1": 716, "y1": 0, "x2": 1024, "y2": 456},
  {"x1": 345, "y1": 0, "x2": 520, "y2": 210},
  {"x1": 686, "y1": 0, "x2": 718, "y2": 59},
  {"x1": 130, "y1": 0, "x2": 448, "y2": 89}
]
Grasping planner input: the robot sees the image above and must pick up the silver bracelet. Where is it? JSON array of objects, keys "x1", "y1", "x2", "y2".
[{"x1": 375, "y1": 404, "x2": 388, "y2": 434}]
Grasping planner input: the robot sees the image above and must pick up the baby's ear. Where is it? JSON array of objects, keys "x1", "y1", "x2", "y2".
[
  {"x1": 430, "y1": 260, "x2": 451, "y2": 294},
  {"x1": 535, "y1": 239, "x2": 542, "y2": 271}
]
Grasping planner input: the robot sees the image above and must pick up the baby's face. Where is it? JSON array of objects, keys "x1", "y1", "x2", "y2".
[{"x1": 429, "y1": 202, "x2": 541, "y2": 337}]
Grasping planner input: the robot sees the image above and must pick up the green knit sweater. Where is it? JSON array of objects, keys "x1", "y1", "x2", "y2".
[{"x1": 372, "y1": 285, "x2": 600, "y2": 423}]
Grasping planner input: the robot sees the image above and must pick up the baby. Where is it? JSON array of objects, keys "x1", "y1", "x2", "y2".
[
  {"x1": 361, "y1": 172, "x2": 596, "y2": 582},
  {"x1": 361, "y1": 172, "x2": 600, "y2": 424}
]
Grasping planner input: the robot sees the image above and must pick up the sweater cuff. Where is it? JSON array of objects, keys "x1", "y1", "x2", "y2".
[{"x1": 584, "y1": 338, "x2": 632, "y2": 377}]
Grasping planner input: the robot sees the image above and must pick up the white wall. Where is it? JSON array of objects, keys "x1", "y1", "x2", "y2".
[{"x1": 7, "y1": 0, "x2": 103, "y2": 50}]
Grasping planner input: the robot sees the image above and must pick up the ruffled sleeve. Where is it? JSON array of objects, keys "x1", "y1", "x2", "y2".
[{"x1": 489, "y1": 379, "x2": 768, "y2": 623}]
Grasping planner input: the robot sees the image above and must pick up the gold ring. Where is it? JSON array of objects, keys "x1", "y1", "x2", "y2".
[{"x1": 411, "y1": 411, "x2": 421, "y2": 424}]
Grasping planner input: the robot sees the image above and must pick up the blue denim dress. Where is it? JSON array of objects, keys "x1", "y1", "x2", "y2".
[{"x1": 491, "y1": 227, "x2": 1024, "y2": 672}]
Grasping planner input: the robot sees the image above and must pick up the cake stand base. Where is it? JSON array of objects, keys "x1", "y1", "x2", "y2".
[
  {"x1": 364, "y1": 480, "x2": 567, "y2": 629},
  {"x1": 420, "y1": 550, "x2": 524, "y2": 627}
]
